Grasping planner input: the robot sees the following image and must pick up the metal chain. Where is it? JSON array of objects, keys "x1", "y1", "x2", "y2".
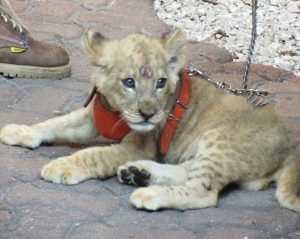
[
  {"x1": 190, "y1": 0, "x2": 272, "y2": 107},
  {"x1": 188, "y1": 68, "x2": 271, "y2": 107},
  {"x1": 242, "y1": 0, "x2": 258, "y2": 90}
]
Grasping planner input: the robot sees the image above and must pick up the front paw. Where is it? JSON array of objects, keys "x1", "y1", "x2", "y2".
[
  {"x1": 0, "y1": 124, "x2": 40, "y2": 148},
  {"x1": 41, "y1": 158, "x2": 88, "y2": 185},
  {"x1": 117, "y1": 163, "x2": 151, "y2": 186}
]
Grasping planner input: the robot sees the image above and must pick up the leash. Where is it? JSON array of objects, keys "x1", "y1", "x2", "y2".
[
  {"x1": 191, "y1": 0, "x2": 271, "y2": 107},
  {"x1": 188, "y1": 68, "x2": 271, "y2": 107},
  {"x1": 242, "y1": 0, "x2": 258, "y2": 90}
]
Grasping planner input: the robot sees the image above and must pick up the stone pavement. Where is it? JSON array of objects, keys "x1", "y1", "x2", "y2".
[{"x1": 0, "y1": 0, "x2": 299, "y2": 238}]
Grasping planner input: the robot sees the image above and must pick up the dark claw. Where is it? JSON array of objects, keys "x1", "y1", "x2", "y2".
[
  {"x1": 121, "y1": 176, "x2": 131, "y2": 184},
  {"x1": 128, "y1": 166, "x2": 139, "y2": 174},
  {"x1": 140, "y1": 169, "x2": 151, "y2": 179},
  {"x1": 120, "y1": 169, "x2": 130, "y2": 177},
  {"x1": 120, "y1": 169, "x2": 132, "y2": 184},
  {"x1": 133, "y1": 173, "x2": 150, "y2": 187},
  {"x1": 132, "y1": 169, "x2": 151, "y2": 187}
]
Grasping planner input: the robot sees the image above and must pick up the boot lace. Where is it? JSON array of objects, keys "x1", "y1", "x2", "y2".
[
  {"x1": 0, "y1": 11, "x2": 24, "y2": 33},
  {"x1": 0, "y1": 10, "x2": 28, "y2": 48}
]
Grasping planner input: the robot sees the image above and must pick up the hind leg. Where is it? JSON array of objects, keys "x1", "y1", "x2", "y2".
[
  {"x1": 240, "y1": 169, "x2": 280, "y2": 191},
  {"x1": 130, "y1": 184, "x2": 218, "y2": 211},
  {"x1": 241, "y1": 177, "x2": 274, "y2": 191}
]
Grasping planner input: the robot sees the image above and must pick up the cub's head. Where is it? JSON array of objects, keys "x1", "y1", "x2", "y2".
[{"x1": 82, "y1": 29, "x2": 186, "y2": 132}]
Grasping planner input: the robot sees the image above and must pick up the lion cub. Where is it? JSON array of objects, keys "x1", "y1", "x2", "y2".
[{"x1": 1, "y1": 29, "x2": 299, "y2": 211}]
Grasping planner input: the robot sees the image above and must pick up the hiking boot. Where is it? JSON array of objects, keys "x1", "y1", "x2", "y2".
[{"x1": 0, "y1": 0, "x2": 71, "y2": 79}]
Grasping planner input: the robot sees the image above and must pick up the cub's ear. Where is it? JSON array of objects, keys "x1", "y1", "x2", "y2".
[
  {"x1": 81, "y1": 29, "x2": 111, "y2": 67},
  {"x1": 161, "y1": 29, "x2": 187, "y2": 69},
  {"x1": 81, "y1": 29, "x2": 106, "y2": 55}
]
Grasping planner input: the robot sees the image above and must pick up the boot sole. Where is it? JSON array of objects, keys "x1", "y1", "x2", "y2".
[{"x1": 0, "y1": 62, "x2": 71, "y2": 79}]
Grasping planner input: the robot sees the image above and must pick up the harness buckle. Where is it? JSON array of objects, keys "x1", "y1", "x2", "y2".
[{"x1": 176, "y1": 100, "x2": 188, "y2": 110}]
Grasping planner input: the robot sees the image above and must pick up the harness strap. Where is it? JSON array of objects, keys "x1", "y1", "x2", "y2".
[
  {"x1": 93, "y1": 93, "x2": 131, "y2": 140},
  {"x1": 159, "y1": 70, "x2": 191, "y2": 155}
]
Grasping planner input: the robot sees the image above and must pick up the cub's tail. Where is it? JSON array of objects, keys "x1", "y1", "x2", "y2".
[{"x1": 276, "y1": 154, "x2": 300, "y2": 212}]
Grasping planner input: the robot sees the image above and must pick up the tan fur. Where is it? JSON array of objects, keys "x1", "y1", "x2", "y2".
[{"x1": 1, "y1": 29, "x2": 299, "y2": 211}]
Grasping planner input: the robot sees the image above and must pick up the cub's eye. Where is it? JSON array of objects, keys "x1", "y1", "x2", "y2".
[
  {"x1": 156, "y1": 78, "x2": 167, "y2": 89},
  {"x1": 122, "y1": 78, "x2": 135, "y2": 89}
]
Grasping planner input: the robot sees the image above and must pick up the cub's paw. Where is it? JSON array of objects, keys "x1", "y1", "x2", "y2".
[
  {"x1": 130, "y1": 186, "x2": 166, "y2": 211},
  {"x1": 0, "y1": 124, "x2": 40, "y2": 148},
  {"x1": 41, "y1": 158, "x2": 88, "y2": 185},
  {"x1": 117, "y1": 162, "x2": 151, "y2": 186}
]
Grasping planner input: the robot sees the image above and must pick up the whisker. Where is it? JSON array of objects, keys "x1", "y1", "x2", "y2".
[{"x1": 111, "y1": 117, "x2": 127, "y2": 134}]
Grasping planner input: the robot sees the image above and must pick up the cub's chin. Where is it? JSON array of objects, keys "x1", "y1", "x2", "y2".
[{"x1": 128, "y1": 122, "x2": 156, "y2": 133}]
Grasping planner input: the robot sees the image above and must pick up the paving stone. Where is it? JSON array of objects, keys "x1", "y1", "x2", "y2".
[
  {"x1": 26, "y1": 0, "x2": 79, "y2": 24},
  {"x1": 81, "y1": 0, "x2": 117, "y2": 10},
  {"x1": 207, "y1": 73, "x2": 264, "y2": 88},
  {"x1": 0, "y1": 209, "x2": 14, "y2": 229},
  {"x1": 0, "y1": 109, "x2": 51, "y2": 126},
  {"x1": 26, "y1": 20, "x2": 83, "y2": 40},
  {"x1": 74, "y1": 9, "x2": 167, "y2": 37},
  {"x1": 0, "y1": 143, "x2": 38, "y2": 158},
  {"x1": 34, "y1": 144, "x2": 82, "y2": 160},
  {"x1": 222, "y1": 62, "x2": 298, "y2": 82},
  {"x1": 263, "y1": 78, "x2": 300, "y2": 94},
  {"x1": 193, "y1": 60, "x2": 225, "y2": 77},
  {"x1": 182, "y1": 205, "x2": 298, "y2": 234},
  {"x1": 218, "y1": 187, "x2": 279, "y2": 209},
  {"x1": 3, "y1": 183, "x2": 120, "y2": 217},
  {"x1": 0, "y1": 155, "x2": 45, "y2": 183},
  {"x1": 0, "y1": 0, "x2": 300, "y2": 238},
  {"x1": 198, "y1": 227, "x2": 270, "y2": 239},
  {"x1": 275, "y1": 93, "x2": 300, "y2": 119},
  {"x1": 282, "y1": 231, "x2": 300, "y2": 239},
  {"x1": 11, "y1": 84, "x2": 86, "y2": 114},
  {"x1": 11, "y1": 0, "x2": 28, "y2": 10},
  {"x1": 187, "y1": 41, "x2": 233, "y2": 66},
  {"x1": 1, "y1": 206, "x2": 91, "y2": 239},
  {"x1": 0, "y1": 81, "x2": 23, "y2": 108},
  {"x1": 0, "y1": 204, "x2": 19, "y2": 238},
  {"x1": 110, "y1": 206, "x2": 181, "y2": 229},
  {"x1": 71, "y1": 223, "x2": 197, "y2": 239},
  {"x1": 195, "y1": 60, "x2": 299, "y2": 83}
]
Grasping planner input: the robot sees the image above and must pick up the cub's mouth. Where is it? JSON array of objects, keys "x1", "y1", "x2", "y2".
[
  {"x1": 123, "y1": 109, "x2": 164, "y2": 133},
  {"x1": 127, "y1": 122, "x2": 156, "y2": 132}
]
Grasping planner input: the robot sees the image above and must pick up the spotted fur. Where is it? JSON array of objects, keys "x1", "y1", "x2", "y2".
[{"x1": 0, "y1": 29, "x2": 299, "y2": 211}]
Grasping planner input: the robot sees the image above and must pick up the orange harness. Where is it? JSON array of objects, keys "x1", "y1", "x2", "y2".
[
  {"x1": 91, "y1": 70, "x2": 191, "y2": 155},
  {"x1": 93, "y1": 94, "x2": 131, "y2": 141}
]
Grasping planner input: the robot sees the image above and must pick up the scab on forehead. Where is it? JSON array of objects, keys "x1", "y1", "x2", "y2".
[{"x1": 140, "y1": 65, "x2": 153, "y2": 79}]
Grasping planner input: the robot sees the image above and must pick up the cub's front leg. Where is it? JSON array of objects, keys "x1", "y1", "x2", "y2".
[
  {"x1": 0, "y1": 107, "x2": 97, "y2": 148},
  {"x1": 41, "y1": 139, "x2": 152, "y2": 184}
]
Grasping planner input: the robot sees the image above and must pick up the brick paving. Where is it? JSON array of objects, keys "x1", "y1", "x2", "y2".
[{"x1": 0, "y1": 0, "x2": 299, "y2": 238}]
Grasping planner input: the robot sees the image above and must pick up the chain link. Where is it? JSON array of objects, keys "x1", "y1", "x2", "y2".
[
  {"x1": 189, "y1": 0, "x2": 272, "y2": 107},
  {"x1": 188, "y1": 68, "x2": 268, "y2": 96},
  {"x1": 242, "y1": 0, "x2": 258, "y2": 90}
]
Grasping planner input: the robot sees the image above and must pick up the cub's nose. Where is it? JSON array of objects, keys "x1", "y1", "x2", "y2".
[{"x1": 139, "y1": 110, "x2": 155, "y2": 121}]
